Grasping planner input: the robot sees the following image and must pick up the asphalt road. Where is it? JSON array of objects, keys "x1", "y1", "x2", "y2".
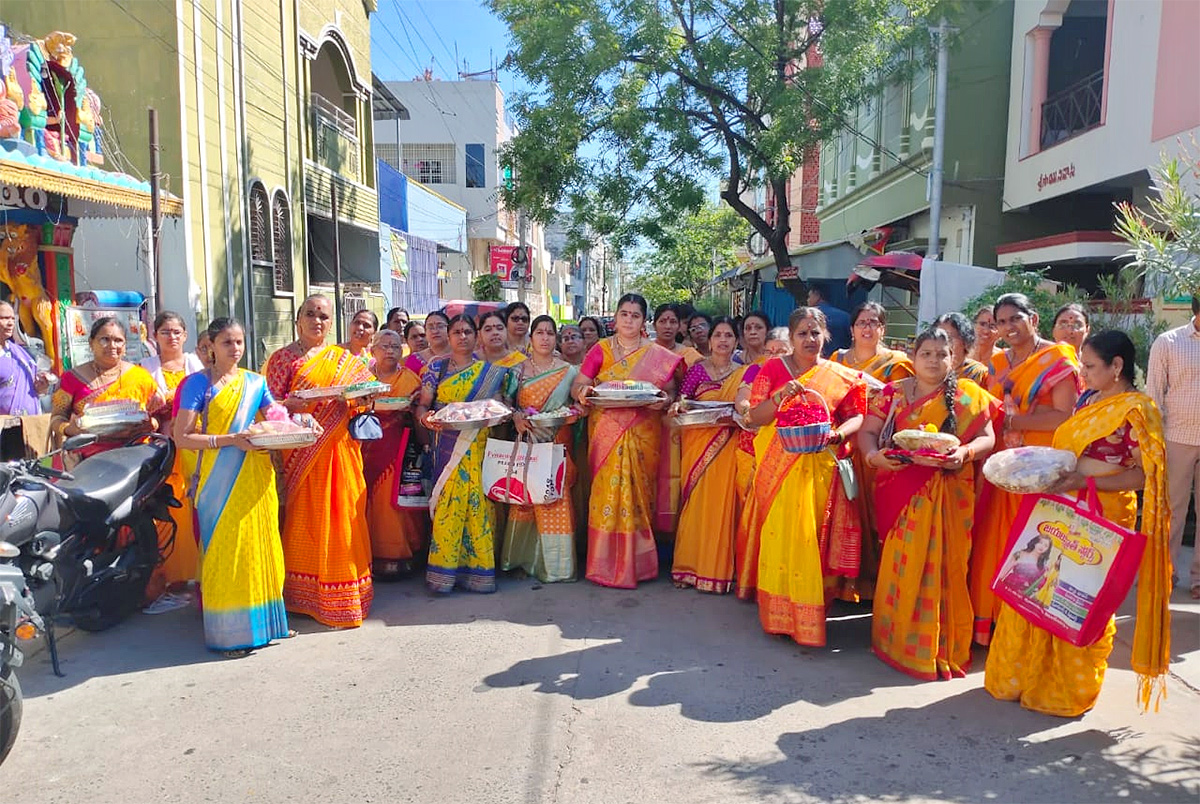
[{"x1": 4, "y1": 568, "x2": 1198, "y2": 804}]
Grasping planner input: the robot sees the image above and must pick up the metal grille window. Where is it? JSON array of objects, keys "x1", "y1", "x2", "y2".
[
  {"x1": 249, "y1": 183, "x2": 272, "y2": 265},
  {"x1": 271, "y1": 191, "x2": 293, "y2": 295},
  {"x1": 465, "y1": 143, "x2": 485, "y2": 188},
  {"x1": 375, "y1": 143, "x2": 401, "y2": 171},
  {"x1": 401, "y1": 144, "x2": 456, "y2": 184}
]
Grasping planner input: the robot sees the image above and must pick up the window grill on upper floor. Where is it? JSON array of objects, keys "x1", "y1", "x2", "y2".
[
  {"x1": 249, "y1": 183, "x2": 272, "y2": 265},
  {"x1": 271, "y1": 191, "x2": 293, "y2": 296},
  {"x1": 401, "y1": 143, "x2": 456, "y2": 185}
]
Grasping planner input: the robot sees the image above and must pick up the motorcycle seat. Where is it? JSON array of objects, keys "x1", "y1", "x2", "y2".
[{"x1": 54, "y1": 444, "x2": 165, "y2": 521}]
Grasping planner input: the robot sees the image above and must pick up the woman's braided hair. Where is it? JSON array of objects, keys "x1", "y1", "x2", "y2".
[{"x1": 913, "y1": 327, "x2": 958, "y2": 434}]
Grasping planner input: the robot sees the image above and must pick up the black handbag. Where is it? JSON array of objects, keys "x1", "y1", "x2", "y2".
[{"x1": 348, "y1": 411, "x2": 383, "y2": 441}]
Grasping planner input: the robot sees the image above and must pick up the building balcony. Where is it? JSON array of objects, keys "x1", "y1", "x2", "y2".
[
  {"x1": 1040, "y1": 70, "x2": 1103, "y2": 150},
  {"x1": 310, "y1": 93, "x2": 361, "y2": 182}
]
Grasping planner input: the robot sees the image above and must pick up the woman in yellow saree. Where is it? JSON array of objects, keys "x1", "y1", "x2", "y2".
[
  {"x1": 971, "y1": 293, "x2": 1080, "y2": 644},
  {"x1": 671, "y1": 318, "x2": 746, "y2": 593},
  {"x1": 51, "y1": 316, "x2": 163, "y2": 460},
  {"x1": 173, "y1": 318, "x2": 291, "y2": 655},
  {"x1": 859, "y1": 329, "x2": 998, "y2": 680},
  {"x1": 572, "y1": 294, "x2": 681, "y2": 589},
  {"x1": 503, "y1": 316, "x2": 579, "y2": 583},
  {"x1": 416, "y1": 314, "x2": 512, "y2": 594},
  {"x1": 266, "y1": 295, "x2": 375, "y2": 627},
  {"x1": 985, "y1": 330, "x2": 1171, "y2": 715},
  {"x1": 362, "y1": 329, "x2": 427, "y2": 579},
  {"x1": 744, "y1": 308, "x2": 868, "y2": 646},
  {"x1": 830, "y1": 302, "x2": 914, "y2": 383},
  {"x1": 479, "y1": 311, "x2": 528, "y2": 369},
  {"x1": 733, "y1": 316, "x2": 785, "y2": 601}
]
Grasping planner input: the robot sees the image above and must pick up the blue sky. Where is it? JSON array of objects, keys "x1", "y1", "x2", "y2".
[{"x1": 371, "y1": 0, "x2": 528, "y2": 99}]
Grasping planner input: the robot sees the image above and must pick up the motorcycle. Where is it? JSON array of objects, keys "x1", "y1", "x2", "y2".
[
  {"x1": 0, "y1": 432, "x2": 179, "y2": 676},
  {"x1": 0, "y1": 550, "x2": 43, "y2": 766}
]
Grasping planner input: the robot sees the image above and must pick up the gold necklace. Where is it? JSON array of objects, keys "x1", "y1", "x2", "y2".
[
  {"x1": 613, "y1": 336, "x2": 640, "y2": 360},
  {"x1": 527, "y1": 355, "x2": 556, "y2": 374}
]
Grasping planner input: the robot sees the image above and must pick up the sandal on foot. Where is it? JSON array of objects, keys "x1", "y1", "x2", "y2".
[
  {"x1": 280, "y1": 629, "x2": 299, "y2": 639},
  {"x1": 222, "y1": 648, "x2": 252, "y2": 659}
]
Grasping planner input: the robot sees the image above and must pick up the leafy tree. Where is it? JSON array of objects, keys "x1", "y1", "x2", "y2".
[
  {"x1": 471, "y1": 273, "x2": 503, "y2": 302},
  {"x1": 1114, "y1": 143, "x2": 1200, "y2": 301},
  {"x1": 628, "y1": 203, "x2": 748, "y2": 310},
  {"x1": 492, "y1": 0, "x2": 938, "y2": 269}
]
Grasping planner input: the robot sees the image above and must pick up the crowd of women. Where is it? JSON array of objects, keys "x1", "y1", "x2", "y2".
[{"x1": 41, "y1": 290, "x2": 1173, "y2": 718}]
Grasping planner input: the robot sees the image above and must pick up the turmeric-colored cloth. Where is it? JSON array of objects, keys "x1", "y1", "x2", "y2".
[
  {"x1": 150, "y1": 364, "x2": 203, "y2": 591},
  {"x1": 970, "y1": 342, "x2": 1080, "y2": 644},
  {"x1": 500, "y1": 363, "x2": 579, "y2": 583},
  {"x1": 748, "y1": 358, "x2": 868, "y2": 646},
  {"x1": 360, "y1": 367, "x2": 427, "y2": 576},
  {"x1": 985, "y1": 390, "x2": 1171, "y2": 716},
  {"x1": 828, "y1": 348, "x2": 911, "y2": 601},
  {"x1": 732, "y1": 360, "x2": 767, "y2": 601},
  {"x1": 51, "y1": 362, "x2": 164, "y2": 459},
  {"x1": 423, "y1": 358, "x2": 511, "y2": 593},
  {"x1": 960, "y1": 358, "x2": 990, "y2": 386},
  {"x1": 652, "y1": 344, "x2": 701, "y2": 536},
  {"x1": 265, "y1": 343, "x2": 374, "y2": 627},
  {"x1": 176, "y1": 370, "x2": 289, "y2": 651},
  {"x1": 582, "y1": 340, "x2": 683, "y2": 588},
  {"x1": 671, "y1": 361, "x2": 747, "y2": 593},
  {"x1": 830, "y1": 347, "x2": 914, "y2": 384},
  {"x1": 491, "y1": 350, "x2": 528, "y2": 369},
  {"x1": 869, "y1": 379, "x2": 998, "y2": 680}
]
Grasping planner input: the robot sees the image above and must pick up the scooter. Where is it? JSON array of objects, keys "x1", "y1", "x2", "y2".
[
  {"x1": 0, "y1": 433, "x2": 179, "y2": 676},
  {"x1": 0, "y1": 554, "x2": 43, "y2": 766}
]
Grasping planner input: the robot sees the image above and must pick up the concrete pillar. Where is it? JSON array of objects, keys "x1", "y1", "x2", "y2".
[{"x1": 1027, "y1": 26, "x2": 1055, "y2": 155}]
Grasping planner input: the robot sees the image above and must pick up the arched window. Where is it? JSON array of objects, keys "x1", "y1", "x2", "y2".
[
  {"x1": 271, "y1": 190, "x2": 293, "y2": 295},
  {"x1": 248, "y1": 182, "x2": 272, "y2": 265}
]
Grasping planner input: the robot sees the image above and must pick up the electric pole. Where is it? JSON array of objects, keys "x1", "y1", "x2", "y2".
[
  {"x1": 927, "y1": 17, "x2": 950, "y2": 261},
  {"x1": 148, "y1": 107, "x2": 162, "y2": 317}
]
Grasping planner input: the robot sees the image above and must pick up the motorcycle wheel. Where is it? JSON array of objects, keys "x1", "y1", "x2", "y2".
[
  {"x1": 72, "y1": 518, "x2": 158, "y2": 633},
  {"x1": 0, "y1": 665, "x2": 22, "y2": 766}
]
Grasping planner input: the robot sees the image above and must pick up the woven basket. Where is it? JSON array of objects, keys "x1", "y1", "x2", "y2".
[{"x1": 776, "y1": 386, "x2": 832, "y2": 454}]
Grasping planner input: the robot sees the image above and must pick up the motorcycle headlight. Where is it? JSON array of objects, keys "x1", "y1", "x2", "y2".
[{"x1": 0, "y1": 541, "x2": 18, "y2": 559}]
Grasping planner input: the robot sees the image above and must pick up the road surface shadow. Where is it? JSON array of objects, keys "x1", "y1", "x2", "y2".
[{"x1": 693, "y1": 690, "x2": 1199, "y2": 803}]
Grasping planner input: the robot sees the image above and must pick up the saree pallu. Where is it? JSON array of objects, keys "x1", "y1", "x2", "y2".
[
  {"x1": 266, "y1": 344, "x2": 374, "y2": 627},
  {"x1": 749, "y1": 359, "x2": 867, "y2": 645},
  {"x1": 501, "y1": 365, "x2": 579, "y2": 582},
  {"x1": 585, "y1": 341, "x2": 682, "y2": 588},
  {"x1": 652, "y1": 347, "x2": 699, "y2": 536},
  {"x1": 985, "y1": 392, "x2": 1171, "y2": 715},
  {"x1": 971, "y1": 343, "x2": 1080, "y2": 643},
  {"x1": 426, "y1": 360, "x2": 509, "y2": 593},
  {"x1": 870, "y1": 380, "x2": 998, "y2": 680},
  {"x1": 672, "y1": 366, "x2": 746, "y2": 593},
  {"x1": 831, "y1": 348, "x2": 914, "y2": 384},
  {"x1": 361, "y1": 368, "x2": 427, "y2": 574},
  {"x1": 961, "y1": 359, "x2": 990, "y2": 386},
  {"x1": 732, "y1": 361, "x2": 766, "y2": 600},
  {"x1": 187, "y1": 371, "x2": 289, "y2": 651}
]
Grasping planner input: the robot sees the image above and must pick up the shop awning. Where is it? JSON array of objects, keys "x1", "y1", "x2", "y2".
[
  {"x1": 995, "y1": 231, "x2": 1125, "y2": 268},
  {"x1": 0, "y1": 149, "x2": 182, "y2": 218}
]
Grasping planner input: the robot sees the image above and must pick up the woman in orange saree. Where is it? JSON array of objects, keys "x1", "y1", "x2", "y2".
[
  {"x1": 651, "y1": 303, "x2": 702, "y2": 540},
  {"x1": 362, "y1": 329, "x2": 426, "y2": 579},
  {"x1": 503, "y1": 316, "x2": 579, "y2": 583},
  {"x1": 572, "y1": 294, "x2": 681, "y2": 589},
  {"x1": 743, "y1": 308, "x2": 867, "y2": 645},
  {"x1": 266, "y1": 295, "x2": 375, "y2": 627},
  {"x1": 985, "y1": 330, "x2": 1170, "y2": 715},
  {"x1": 970, "y1": 293, "x2": 1080, "y2": 644},
  {"x1": 671, "y1": 318, "x2": 745, "y2": 594},
  {"x1": 732, "y1": 315, "x2": 784, "y2": 601},
  {"x1": 859, "y1": 329, "x2": 998, "y2": 680}
]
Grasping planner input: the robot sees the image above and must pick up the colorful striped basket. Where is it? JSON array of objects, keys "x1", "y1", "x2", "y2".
[{"x1": 776, "y1": 387, "x2": 832, "y2": 454}]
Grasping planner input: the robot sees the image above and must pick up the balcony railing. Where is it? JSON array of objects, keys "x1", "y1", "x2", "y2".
[
  {"x1": 1040, "y1": 70, "x2": 1103, "y2": 150},
  {"x1": 310, "y1": 93, "x2": 360, "y2": 179}
]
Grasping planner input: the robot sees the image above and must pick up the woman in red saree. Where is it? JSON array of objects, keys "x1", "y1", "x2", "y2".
[
  {"x1": 362, "y1": 329, "x2": 426, "y2": 579},
  {"x1": 671, "y1": 318, "x2": 746, "y2": 593},
  {"x1": 572, "y1": 294, "x2": 681, "y2": 588},
  {"x1": 859, "y1": 328, "x2": 998, "y2": 679},
  {"x1": 743, "y1": 308, "x2": 868, "y2": 645},
  {"x1": 266, "y1": 295, "x2": 375, "y2": 627},
  {"x1": 970, "y1": 293, "x2": 1080, "y2": 644}
]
